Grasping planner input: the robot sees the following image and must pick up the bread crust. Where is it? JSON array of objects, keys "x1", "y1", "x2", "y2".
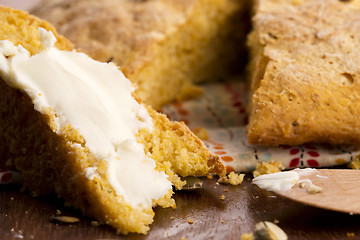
[
  {"x1": 0, "y1": 6, "x2": 73, "y2": 54},
  {"x1": 32, "y1": 0, "x2": 249, "y2": 108},
  {"x1": 248, "y1": 0, "x2": 360, "y2": 146}
]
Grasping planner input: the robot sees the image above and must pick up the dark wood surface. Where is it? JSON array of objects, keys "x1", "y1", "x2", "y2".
[{"x1": 1, "y1": 174, "x2": 359, "y2": 240}]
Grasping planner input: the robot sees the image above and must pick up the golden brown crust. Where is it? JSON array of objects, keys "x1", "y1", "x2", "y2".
[
  {"x1": 0, "y1": 6, "x2": 73, "y2": 55},
  {"x1": 34, "y1": 0, "x2": 197, "y2": 67},
  {"x1": 32, "y1": 0, "x2": 249, "y2": 109},
  {"x1": 33, "y1": 0, "x2": 195, "y2": 65},
  {"x1": 247, "y1": 0, "x2": 360, "y2": 146}
]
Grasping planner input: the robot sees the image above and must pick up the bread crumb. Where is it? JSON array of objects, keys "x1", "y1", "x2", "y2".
[
  {"x1": 170, "y1": 216, "x2": 175, "y2": 220},
  {"x1": 192, "y1": 127, "x2": 209, "y2": 140},
  {"x1": 221, "y1": 219, "x2": 225, "y2": 224},
  {"x1": 299, "y1": 182, "x2": 306, "y2": 188},
  {"x1": 218, "y1": 172, "x2": 244, "y2": 185},
  {"x1": 253, "y1": 161, "x2": 285, "y2": 178},
  {"x1": 224, "y1": 188, "x2": 229, "y2": 192},
  {"x1": 207, "y1": 174, "x2": 213, "y2": 179},
  {"x1": 10, "y1": 197, "x2": 14, "y2": 200},
  {"x1": 348, "y1": 158, "x2": 360, "y2": 170},
  {"x1": 56, "y1": 210, "x2": 61, "y2": 215},
  {"x1": 308, "y1": 184, "x2": 322, "y2": 194},
  {"x1": 220, "y1": 195, "x2": 226, "y2": 200},
  {"x1": 347, "y1": 232, "x2": 355, "y2": 237},
  {"x1": 188, "y1": 219, "x2": 194, "y2": 224},
  {"x1": 180, "y1": 237, "x2": 187, "y2": 240},
  {"x1": 274, "y1": 219, "x2": 279, "y2": 224},
  {"x1": 240, "y1": 233, "x2": 255, "y2": 240}
]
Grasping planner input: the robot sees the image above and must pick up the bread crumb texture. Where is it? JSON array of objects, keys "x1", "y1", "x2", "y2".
[
  {"x1": 0, "y1": 6, "x2": 73, "y2": 54},
  {"x1": 347, "y1": 157, "x2": 360, "y2": 170},
  {"x1": 218, "y1": 171, "x2": 245, "y2": 185},
  {"x1": 192, "y1": 127, "x2": 209, "y2": 141},
  {"x1": 253, "y1": 161, "x2": 285, "y2": 178}
]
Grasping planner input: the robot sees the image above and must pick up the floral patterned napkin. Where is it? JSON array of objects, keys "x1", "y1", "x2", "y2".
[{"x1": 161, "y1": 80, "x2": 360, "y2": 173}]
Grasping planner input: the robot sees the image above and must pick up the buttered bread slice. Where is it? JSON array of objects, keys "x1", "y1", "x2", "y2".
[
  {"x1": 247, "y1": 0, "x2": 360, "y2": 146},
  {"x1": 32, "y1": 0, "x2": 249, "y2": 109},
  {"x1": 0, "y1": 7, "x2": 224, "y2": 234}
]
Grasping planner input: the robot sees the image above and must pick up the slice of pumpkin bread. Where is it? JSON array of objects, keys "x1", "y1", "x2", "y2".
[
  {"x1": 0, "y1": 7, "x2": 224, "y2": 234},
  {"x1": 247, "y1": 0, "x2": 360, "y2": 146}
]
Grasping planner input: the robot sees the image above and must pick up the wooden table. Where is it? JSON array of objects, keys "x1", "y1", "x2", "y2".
[{"x1": 1, "y1": 174, "x2": 359, "y2": 240}]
